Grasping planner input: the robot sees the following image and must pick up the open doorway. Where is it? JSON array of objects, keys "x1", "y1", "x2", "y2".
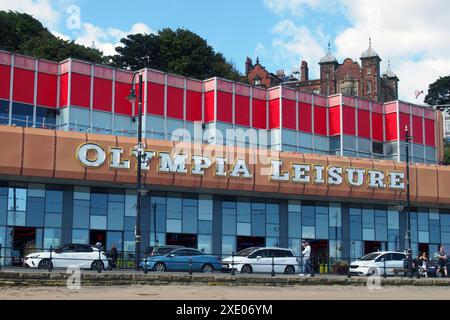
[
  {"x1": 12, "y1": 227, "x2": 37, "y2": 266},
  {"x1": 364, "y1": 241, "x2": 384, "y2": 255},
  {"x1": 166, "y1": 233, "x2": 198, "y2": 248},
  {"x1": 237, "y1": 236, "x2": 265, "y2": 253},
  {"x1": 90, "y1": 230, "x2": 107, "y2": 248},
  {"x1": 309, "y1": 240, "x2": 329, "y2": 274},
  {"x1": 418, "y1": 243, "x2": 429, "y2": 258}
]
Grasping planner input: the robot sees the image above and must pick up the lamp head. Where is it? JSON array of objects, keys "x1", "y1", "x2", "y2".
[{"x1": 127, "y1": 89, "x2": 137, "y2": 104}]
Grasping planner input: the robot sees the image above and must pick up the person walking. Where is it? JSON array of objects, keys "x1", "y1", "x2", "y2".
[
  {"x1": 108, "y1": 245, "x2": 118, "y2": 270},
  {"x1": 299, "y1": 240, "x2": 312, "y2": 277},
  {"x1": 437, "y1": 246, "x2": 448, "y2": 277}
]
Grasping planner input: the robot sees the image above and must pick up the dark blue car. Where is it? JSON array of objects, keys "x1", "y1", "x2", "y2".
[{"x1": 139, "y1": 248, "x2": 221, "y2": 273}]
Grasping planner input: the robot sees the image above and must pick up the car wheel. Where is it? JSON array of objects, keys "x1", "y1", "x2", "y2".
[
  {"x1": 38, "y1": 259, "x2": 53, "y2": 270},
  {"x1": 201, "y1": 264, "x2": 214, "y2": 273},
  {"x1": 241, "y1": 264, "x2": 253, "y2": 274},
  {"x1": 91, "y1": 260, "x2": 104, "y2": 271},
  {"x1": 284, "y1": 265, "x2": 295, "y2": 275},
  {"x1": 154, "y1": 262, "x2": 166, "y2": 272}
]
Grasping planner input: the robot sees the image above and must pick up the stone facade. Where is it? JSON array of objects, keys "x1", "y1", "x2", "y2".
[{"x1": 246, "y1": 41, "x2": 399, "y2": 103}]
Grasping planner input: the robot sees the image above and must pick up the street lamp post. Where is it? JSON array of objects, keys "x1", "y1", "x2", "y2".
[
  {"x1": 127, "y1": 72, "x2": 145, "y2": 270},
  {"x1": 405, "y1": 125, "x2": 414, "y2": 278}
]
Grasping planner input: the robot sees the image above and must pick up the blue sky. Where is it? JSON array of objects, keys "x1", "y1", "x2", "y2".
[{"x1": 2, "y1": 0, "x2": 450, "y2": 104}]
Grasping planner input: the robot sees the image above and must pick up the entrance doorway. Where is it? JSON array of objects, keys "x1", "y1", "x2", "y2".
[
  {"x1": 418, "y1": 243, "x2": 429, "y2": 257},
  {"x1": 309, "y1": 240, "x2": 329, "y2": 274},
  {"x1": 364, "y1": 241, "x2": 384, "y2": 255},
  {"x1": 12, "y1": 227, "x2": 37, "y2": 262},
  {"x1": 237, "y1": 236, "x2": 265, "y2": 253},
  {"x1": 166, "y1": 233, "x2": 198, "y2": 248},
  {"x1": 90, "y1": 230, "x2": 107, "y2": 248}
]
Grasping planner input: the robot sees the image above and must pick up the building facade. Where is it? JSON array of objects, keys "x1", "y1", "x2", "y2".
[
  {"x1": 247, "y1": 41, "x2": 399, "y2": 103},
  {"x1": 0, "y1": 50, "x2": 449, "y2": 270}
]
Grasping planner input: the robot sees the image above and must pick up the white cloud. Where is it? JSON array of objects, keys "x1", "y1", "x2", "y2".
[
  {"x1": 74, "y1": 22, "x2": 154, "y2": 56},
  {"x1": 265, "y1": 0, "x2": 450, "y2": 104}
]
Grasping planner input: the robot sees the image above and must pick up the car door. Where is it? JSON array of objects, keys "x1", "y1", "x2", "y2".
[
  {"x1": 54, "y1": 245, "x2": 76, "y2": 268},
  {"x1": 186, "y1": 249, "x2": 203, "y2": 271},
  {"x1": 255, "y1": 249, "x2": 272, "y2": 273},
  {"x1": 390, "y1": 253, "x2": 407, "y2": 273},
  {"x1": 75, "y1": 245, "x2": 95, "y2": 269},
  {"x1": 167, "y1": 249, "x2": 190, "y2": 271}
]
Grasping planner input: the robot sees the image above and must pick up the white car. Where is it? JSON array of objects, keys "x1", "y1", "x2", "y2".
[
  {"x1": 221, "y1": 247, "x2": 299, "y2": 274},
  {"x1": 349, "y1": 251, "x2": 407, "y2": 276},
  {"x1": 24, "y1": 244, "x2": 109, "y2": 270}
]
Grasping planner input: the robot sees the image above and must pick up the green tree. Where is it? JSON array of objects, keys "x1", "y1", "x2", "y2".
[
  {"x1": 424, "y1": 76, "x2": 450, "y2": 111},
  {"x1": 445, "y1": 143, "x2": 450, "y2": 165},
  {"x1": 112, "y1": 28, "x2": 242, "y2": 81},
  {"x1": 0, "y1": 11, "x2": 105, "y2": 64}
]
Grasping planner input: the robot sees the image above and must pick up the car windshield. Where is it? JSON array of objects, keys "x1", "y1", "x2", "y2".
[
  {"x1": 359, "y1": 253, "x2": 382, "y2": 261},
  {"x1": 236, "y1": 247, "x2": 259, "y2": 257},
  {"x1": 157, "y1": 247, "x2": 178, "y2": 255}
]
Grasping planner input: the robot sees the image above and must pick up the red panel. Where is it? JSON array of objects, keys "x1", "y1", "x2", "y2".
[
  {"x1": 282, "y1": 99, "x2": 296, "y2": 130},
  {"x1": 252, "y1": 98, "x2": 266, "y2": 129},
  {"x1": 299, "y1": 102, "x2": 312, "y2": 133},
  {"x1": 385, "y1": 113, "x2": 398, "y2": 141},
  {"x1": 186, "y1": 90, "x2": 202, "y2": 121},
  {"x1": 328, "y1": 106, "x2": 341, "y2": 136},
  {"x1": 147, "y1": 82, "x2": 164, "y2": 116},
  {"x1": 59, "y1": 73, "x2": 68, "y2": 108},
  {"x1": 235, "y1": 94, "x2": 250, "y2": 126},
  {"x1": 204, "y1": 91, "x2": 215, "y2": 123},
  {"x1": 217, "y1": 91, "x2": 232, "y2": 123},
  {"x1": 399, "y1": 113, "x2": 410, "y2": 141},
  {"x1": 357, "y1": 109, "x2": 370, "y2": 139},
  {"x1": 412, "y1": 115, "x2": 423, "y2": 144},
  {"x1": 70, "y1": 73, "x2": 91, "y2": 108},
  {"x1": 0, "y1": 65, "x2": 10, "y2": 100},
  {"x1": 167, "y1": 86, "x2": 184, "y2": 119},
  {"x1": 13, "y1": 68, "x2": 34, "y2": 104},
  {"x1": 269, "y1": 99, "x2": 280, "y2": 129},
  {"x1": 314, "y1": 106, "x2": 327, "y2": 135},
  {"x1": 114, "y1": 81, "x2": 133, "y2": 115},
  {"x1": 37, "y1": 73, "x2": 57, "y2": 108},
  {"x1": 372, "y1": 112, "x2": 383, "y2": 141},
  {"x1": 343, "y1": 106, "x2": 356, "y2": 135},
  {"x1": 425, "y1": 119, "x2": 435, "y2": 146},
  {"x1": 93, "y1": 77, "x2": 112, "y2": 112}
]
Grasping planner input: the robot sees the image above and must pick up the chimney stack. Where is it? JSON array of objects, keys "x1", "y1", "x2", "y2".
[
  {"x1": 245, "y1": 57, "x2": 253, "y2": 74},
  {"x1": 276, "y1": 69, "x2": 285, "y2": 77},
  {"x1": 301, "y1": 61, "x2": 309, "y2": 82}
]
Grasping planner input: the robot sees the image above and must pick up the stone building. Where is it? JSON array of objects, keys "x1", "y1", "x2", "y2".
[{"x1": 246, "y1": 40, "x2": 399, "y2": 103}]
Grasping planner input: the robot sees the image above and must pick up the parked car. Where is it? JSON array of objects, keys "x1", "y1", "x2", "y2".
[
  {"x1": 24, "y1": 244, "x2": 109, "y2": 270},
  {"x1": 349, "y1": 251, "x2": 407, "y2": 276},
  {"x1": 426, "y1": 256, "x2": 450, "y2": 277},
  {"x1": 144, "y1": 245, "x2": 184, "y2": 257},
  {"x1": 139, "y1": 247, "x2": 221, "y2": 273},
  {"x1": 221, "y1": 247, "x2": 299, "y2": 274},
  {"x1": 11, "y1": 249, "x2": 24, "y2": 267}
]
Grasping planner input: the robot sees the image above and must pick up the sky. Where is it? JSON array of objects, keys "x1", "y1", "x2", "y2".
[{"x1": 1, "y1": 0, "x2": 450, "y2": 104}]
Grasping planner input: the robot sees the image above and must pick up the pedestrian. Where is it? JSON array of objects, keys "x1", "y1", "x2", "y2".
[
  {"x1": 95, "y1": 241, "x2": 103, "y2": 251},
  {"x1": 299, "y1": 240, "x2": 312, "y2": 277},
  {"x1": 437, "y1": 246, "x2": 448, "y2": 277},
  {"x1": 419, "y1": 252, "x2": 428, "y2": 278},
  {"x1": 108, "y1": 245, "x2": 118, "y2": 270}
]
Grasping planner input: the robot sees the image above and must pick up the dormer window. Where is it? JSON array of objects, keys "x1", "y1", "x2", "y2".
[{"x1": 254, "y1": 75, "x2": 262, "y2": 86}]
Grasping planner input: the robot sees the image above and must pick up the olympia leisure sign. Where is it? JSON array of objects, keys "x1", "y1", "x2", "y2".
[{"x1": 76, "y1": 143, "x2": 405, "y2": 190}]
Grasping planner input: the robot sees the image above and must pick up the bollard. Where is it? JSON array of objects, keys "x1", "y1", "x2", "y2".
[
  {"x1": 0, "y1": 244, "x2": 2, "y2": 271},
  {"x1": 383, "y1": 258, "x2": 387, "y2": 278},
  {"x1": 231, "y1": 252, "x2": 235, "y2": 276},
  {"x1": 144, "y1": 254, "x2": 148, "y2": 274},
  {"x1": 271, "y1": 256, "x2": 275, "y2": 277},
  {"x1": 49, "y1": 246, "x2": 53, "y2": 272},
  {"x1": 189, "y1": 256, "x2": 193, "y2": 275},
  {"x1": 310, "y1": 259, "x2": 315, "y2": 277},
  {"x1": 97, "y1": 247, "x2": 102, "y2": 274}
]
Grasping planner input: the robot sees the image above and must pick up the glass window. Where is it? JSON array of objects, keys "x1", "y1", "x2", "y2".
[
  {"x1": 237, "y1": 200, "x2": 251, "y2": 223},
  {"x1": 314, "y1": 135, "x2": 328, "y2": 151},
  {"x1": 183, "y1": 206, "x2": 197, "y2": 234},
  {"x1": 8, "y1": 188, "x2": 27, "y2": 211},
  {"x1": 350, "y1": 207, "x2": 362, "y2": 240},
  {"x1": 298, "y1": 132, "x2": 313, "y2": 149},
  {"x1": 198, "y1": 221, "x2": 212, "y2": 234},
  {"x1": 167, "y1": 194, "x2": 182, "y2": 219},
  {"x1": 124, "y1": 217, "x2": 136, "y2": 231},
  {"x1": 430, "y1": 220, "x2": 440, "y2": 243},
  {"x1": 44, "y1": 228, "x2": 61, "y2": 249},
  {"x1": 302, "y1": 205, "x2": 315, "y2": 226},
  {"x1": 251, "y1": 205, "x2": 265, "y2": 237},
  {"x1": 0, "y1": 195, "x2": 7, "y2": 226},
  {"x1": 222, "y1": 235, "x2": 236, "y2": 257},
  {"x1": 7, "y1": 211, "x2": 25, "y2": 226},
  {"x1": 222, "y1": 208, "x2": 236, "y2": 235},
  {"x1": 90, "y1": 215, "x2": 107, "y2": 230},
  {"x1": 45, "y1": 213, "x2": 62, "y2": 228},
  {"x1": 288, "y1": 211, "x2": 301, "y2": 238},
  {"x1": 73, "y1": 200, "x2": 90, "y2": 229},
  {"x1": 363, "y1": 228, "x2": 375, "y2": 241},
  {"x1": 266, "y1": 224, "x2": 279, "y2": 237},
  {"x1": 375, "y1": 210, "x2": 387, "y2": 241},
  {"x1": 237, "y1": 223, "x2": 251, "y2": 236},
  {"x1": 441, "y1": 215, "x2": 450, "y2": 233},
  {"x1": 302, "y1": 226, "x2": 315, "y2": 239},
  {"x1": 108, "y1": 191, "x2": 125, "y2": 203},
  {"x1": 329, "y1": 136, "x2": 341, "y2": 150},
  {"x1": 362, "y1": 207, "x2": 374, "y2": 229},
  {"x1": 72, "y1": 229, "x2": 89, "y2": 244},
  {"x1": 74, "y1": 186, "x2": 90, "y2": 200},
  {"x1": 329, "y1": 203, "x2": 341, "y2": 227},
  {"x1": 90, "y1": 193, "x2": 108, "y2": 216},
  {"x1": 266, "y1": 204, "x2": 279, "y2": 224},
  {"x1": 266, "y1": 238, "x2": 279, "y2": 247},
  {"x1": 26, "y1": 197, "x2": 45, "y2": 227},
  {"x1": 107, "y1": 231, "x2": 123, "y2": 253},
  {"x1": 343, "y1": 135, "x2": 356, "y2": 150},
  {"x1": 28, "y1": 184, "x2": 45, "y2": 197},
  {"x1": 125, "y1": 190, "x2": 137, "y2": 217},
  {"x1": 418, "y1": 211, "x2": 429, "y2": 231},
  {"x1": 198, "y1": 235, "x2": 212, "y2": 254},
  {"x1": 153, "y1": 203, "x2": 166, "y2": 233},
  {"x1": 108, "y1": 202, "x2": 124, "y2": 230},
  {"x1": 288, "y1": 200, "x2": 301, "y2": 213},
  {"x1": 198, "y1": 195, "x2": 213, "y2": 221},
  {"x1": 418, "y1": 231, "x2": 429, "y2": 243},
  {"x1": 350, "y1": 241, "x2": 363, "y2": 260},
  {"x1": 166, "y1": 219, "x2": 182, "y2": 233},
  {"x1": 387, "y1": 208, "x2": 399, "y2": 229},
  {"x1": 316, "y1": 214, "x2": 328, "y2": 239},
  {"x1": 45, "y1": 190, "x2": 63, "y2": 213},
  {"x1": 288, "y1": 238, "x2": 301, "y2": 257}
]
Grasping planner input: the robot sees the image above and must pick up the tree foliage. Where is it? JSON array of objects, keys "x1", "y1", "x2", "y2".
[
  {"x1": 445, "y1": 143, "x2": 450, "y2": 165},
  {"x1": 112, "y1": 28, "x2": 242, "y2": 81},
  {"x1": 424, "y1": 76, "x2": 450, "y2": 111}
]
